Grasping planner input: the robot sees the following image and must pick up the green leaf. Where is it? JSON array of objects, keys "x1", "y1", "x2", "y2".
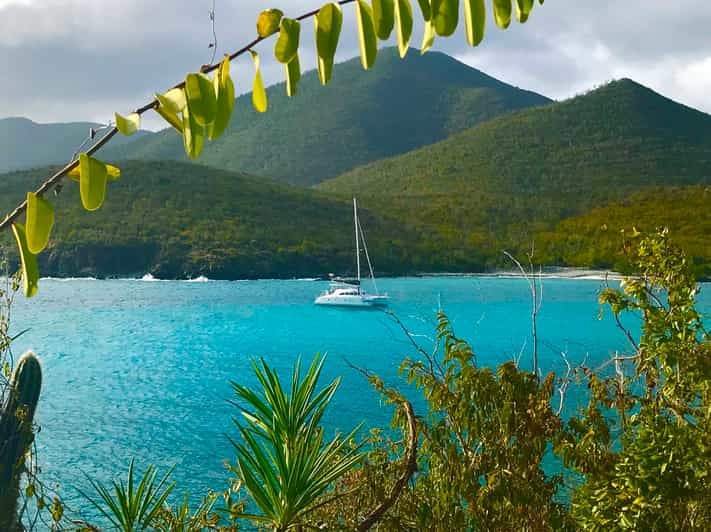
[
  {"x1": 515, "y1": 0, "x2": 534, "y2": 22},
  {"x1": 182, "y1": 105, "x2": 204, "y2": 159},
  {"x1": 464, "y1": 0, "x2": 485, "y2": 46},
  {"x1": 394, "y1": 0, "x2": 414, "y2": 58},
  {"x1": 493, "y1": 0, "x2": 512, "y2": 29},
  {"x1": 12, "y1": 223, "x2": 39, "y2": 298},
  {"x1": 115, "y1": 112, "x2": 140, "y2": 136},
  {"x1": 25, "y1": 192, "x2": 54, "y2": 254},
  {"x1": 314, "y1": 3, "x2": 343, "y2": 85},
  {"x1": 68, "y1": 164, "x2": 120, "y2": 182},
  {"x1": 155, "y1": 93, "x2": 184, "y2": 133},
  {"x1": 159, "y1": 88, "x2": 187, "y2": 113},
  {"x1": 207, "y1": 56, "x2": 235, "y2": 141},
  {"x1": 250, "y1": 50, "x2": 268, "y2": 113},
  {"x1": 431, "y1": 0, "x2": 459, "y2": 37},
  {"x1": 373, "y1": 0, "x2": 395, "y2": 39},
  {"x1": 79, "y1": 153, "x2": 108, "y2": 211},
  {"x1": 356, "y1": 1, "x2": 378, "y2": 70},
  {"x1": 416, "y1": 0, "x2": 432, "y2": 21},
  {"x1": 285, "y1": 53, "x2": 301, "y2": 97},
  {"x1": 274, "y1": 18, "x2": 300, "y2": 64},
  {"x1": 257, "y1": 8, "x2": 284, "y2": 37},
  {"x1": 421, "y1": 18, "x2": 435, "y2": 54},
  {"x1": 185, "y1": 73, "x2": 218, "y2": 127}
]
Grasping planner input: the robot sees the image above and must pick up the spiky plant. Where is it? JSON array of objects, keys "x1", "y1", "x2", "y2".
[
  {"x1": 79, "y1": 459, "x2": 175, "y2": 531},
  {"x1": 230, "y1": 355, "x2": 363, "y2": 531},
  {"x1": 0, "y1": 350, "x2": 42, "y2": 532}
]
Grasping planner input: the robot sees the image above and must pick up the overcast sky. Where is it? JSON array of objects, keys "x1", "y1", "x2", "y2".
[{"x1": 1, "y1": 0, "x2": 710, "y2": 129}]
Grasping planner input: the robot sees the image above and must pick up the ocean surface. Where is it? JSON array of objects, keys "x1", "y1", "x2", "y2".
[{"x1": 10, "y1": 276, "x2": 710, "y2": 524}]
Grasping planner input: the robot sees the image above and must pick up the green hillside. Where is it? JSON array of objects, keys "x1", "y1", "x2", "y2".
[
  {"x1": 0, "y1": 161, "x2": 419, "y2": 279},
  {"x1": 0, "y1": 117, "x2": 150, "y2": 173},
  {"x1": 101, "y1": 48, "x2": 550, "y2": 185},
  {"x1": 318, "y1": 79, "x2": 711, "y2": 270}
]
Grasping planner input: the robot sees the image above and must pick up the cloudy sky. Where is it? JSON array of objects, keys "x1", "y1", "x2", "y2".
[{"x1": 1, "y1": 0, "x2": 710, "y2": 129}]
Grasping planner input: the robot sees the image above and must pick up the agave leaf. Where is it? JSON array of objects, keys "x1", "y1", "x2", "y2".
[
  {"x1": 257, "y1": 8, "x2": 284, "y2": 37},
  {"x1": 394, "y1": 0, "x2": 414, "y2": 58},
  {"x1": 207, "y1": 56, "x2": 235, "y2": 141},
  {"x1": 11, "y1": 223, "x2": 39, "y2": 298},
  {"x1": 431, "y1": 0, "x2": 459, "y2": 37},
  {"x1": 250, "y1": 50, "x2": 268, "y2": 113},
  {"x1": 285, "y1": 53, "x2": 301, "y2": 97},
  {"x1": 314, "y1": 3, "x2": 343, "y2": 85},
  {"x1": 274, "y1": 18, "x2": 300, "y2": 64},
  {"x1": 356, "y1": 1, "x2": 378, "y2": 69},
  {"x1": 185, "y1": 73, "x2": 218, "y2": 127},
  {"x1": 25, "y1": 192, "x2": 54, "y2": 254},
  {"x1": 79, "y1": 153, "x2": 108, "y2": 211},
  {"x1": 114, "y1": 112, "x2": 140, "y2": 136},
  {"x1": 372, "y1": 0, "x2": 395, "y2": 40},
  {"x1": 464, "y1": 0, "x2": 486, "y2": 46}
]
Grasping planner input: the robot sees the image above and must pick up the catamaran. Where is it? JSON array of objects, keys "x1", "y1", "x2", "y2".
[{"x1": 314, "y1": 198, "x2": 389, "y2": 308}]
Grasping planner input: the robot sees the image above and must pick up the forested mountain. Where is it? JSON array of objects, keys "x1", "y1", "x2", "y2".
[
  {"x1": 0, "y1": 161, "x2": 418, "y2": 279},
  {"x1": 317, "y1": 79, "x2": 711, "y2": 275},
  {"x1": 100, "y1": 48, "x2": 550, "y2": 185},
  {"x1": 0, "y1": 117, "x2": 150, "y2": 173}
]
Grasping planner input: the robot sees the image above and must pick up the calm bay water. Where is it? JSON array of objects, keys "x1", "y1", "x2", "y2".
[{"x1": 10, "y1": 276, "x2": 710, "y2": 521}]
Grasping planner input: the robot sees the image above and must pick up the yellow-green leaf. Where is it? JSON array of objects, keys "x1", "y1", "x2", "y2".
[
  {"x1": 421, "y1": 19, "x2": 435, "y2": 54},
  {"x1": 274, "y1": 18, "x2": 300, "y2": 64},
  {"x1": 416, "y1": 0, "x2": 431, "y2": 21},
  {"x1": 373, "y1": 0, "x2": 395, "y2": 40},
  {"x1": 106, "y1": 164, "x2": 121, "y2": 181},
  {"x1": 182, "y1": 105, "x2": 204, "y2": 159},
  {"x1": 515, "y1": 0, "x2": 534, "y2": 22},
  {"x1": 25, "y1": 192, "x2": 54, "y2": 254},
  {"x1": 69, "y1": 164, "x2": 118, "y2": 182},
  {"x1": 493, "y1": 0, "x2": 512, "y2": 29},
  {"x1": 431, "y1": 0, "x2": 458, "y2": 37},
  {"x1": 257, "y1": 8, "x2": 284, "y2": 37},
  {"x1": 159, "y1": 88, "x2": 187, "y2": 113},
  {"x1": 155, "y1": 94, "x2": 184, "y2": 133},
  {"x1": 115, "y1": 112, "x2": 140, "y2": 136},
  {"x1": 394, "y1": 0, "x2": 413, "y2": 58},
  {"x1": 250, "y1": 50, "x2": 268, "y2": 113},
  {"x1": 207, "y1": 56, "x2": 235, "y2": 141},
  {"x1": 185, "y1": 73, "x2": 218, "y2": 127},
  {"x1": 79, "y1": 153, "x2": 108, "y2": 211},
  {"x1": 286, "y1": 54, "x2": 301, "y2": 97},
  {"x1": 464, "y1": 0, "x2": 485, "y2": 46},
  {"x1": 314, "y1": 3, "x2": 343, "y2": 85},
  {"x1": 11, "y1": 224, "x2": 39, "y2": 298},
  {"x1": 356, "y1": 1, "x2": 378, "y2": 70}
]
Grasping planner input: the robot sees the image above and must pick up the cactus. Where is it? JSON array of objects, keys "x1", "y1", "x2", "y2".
[{"x1": 0, "y1": 351, "x2": 42, "y2": 531}]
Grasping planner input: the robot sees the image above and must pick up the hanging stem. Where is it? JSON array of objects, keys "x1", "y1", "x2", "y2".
[{"x1": 0, "y1": 0, "x2": 357, "y2": 233}]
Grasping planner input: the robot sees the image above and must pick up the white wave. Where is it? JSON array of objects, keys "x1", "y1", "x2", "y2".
[
  {"x1": 40, "y1": 276, "x2": 98, "y2": 281},
  {"x1": 185, "y1": 275, "x2": 210, "y2": 283}
]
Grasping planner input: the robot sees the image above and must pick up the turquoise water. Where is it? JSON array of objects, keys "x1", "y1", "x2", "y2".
[{"x1": 10, "y1": 276, "x2": 710, "y2": 522}]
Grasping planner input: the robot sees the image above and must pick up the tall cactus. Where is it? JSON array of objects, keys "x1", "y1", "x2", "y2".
[{"x1": 0, "y1": 351, "x2": 42, "y2": 531}]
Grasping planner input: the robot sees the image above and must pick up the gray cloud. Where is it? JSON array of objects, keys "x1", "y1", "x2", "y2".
[{"x1": 1, "y1": 0, "x2": 710, "y2": 130}]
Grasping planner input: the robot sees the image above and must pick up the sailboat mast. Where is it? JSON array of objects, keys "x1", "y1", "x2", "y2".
[{"x1": 353, "y1": 197, "x2": 361, "y2": 286}]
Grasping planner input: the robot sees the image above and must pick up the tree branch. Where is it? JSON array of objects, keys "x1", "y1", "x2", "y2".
[
  {"x1": 357, "y1": 400, "x2": 417, "y2": 531},
  {"x1": 0, "y1": 0, "x2": 358, "y2": 233}
]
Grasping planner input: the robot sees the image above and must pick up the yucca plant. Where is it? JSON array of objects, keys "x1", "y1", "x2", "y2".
[
  {"x1": 153, "y1": 491, "x2": 221, "y2": 531},
  {"x1": 79, "y1": 459, "x2": 175, "y2": 531},
  {"x1": 230, "y1": 355, "x2": 363, "y2": 531}
]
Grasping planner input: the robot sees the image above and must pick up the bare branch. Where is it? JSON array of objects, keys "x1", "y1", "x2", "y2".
[{"x1": 357, "y1": 400, "x2": 417, "y2": 531}]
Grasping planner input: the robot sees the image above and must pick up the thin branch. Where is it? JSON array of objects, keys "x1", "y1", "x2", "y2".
[
  {"x1": 357, "y1": 400, "x2": 417, "y2": 531},
  {"x1": 0, "y1": 0, "x2": 358, "y2": 233}
]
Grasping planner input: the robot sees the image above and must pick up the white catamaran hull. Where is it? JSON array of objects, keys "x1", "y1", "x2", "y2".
[{"x1": 314, "y1": 292, "x2": 389, "y2": 307}]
